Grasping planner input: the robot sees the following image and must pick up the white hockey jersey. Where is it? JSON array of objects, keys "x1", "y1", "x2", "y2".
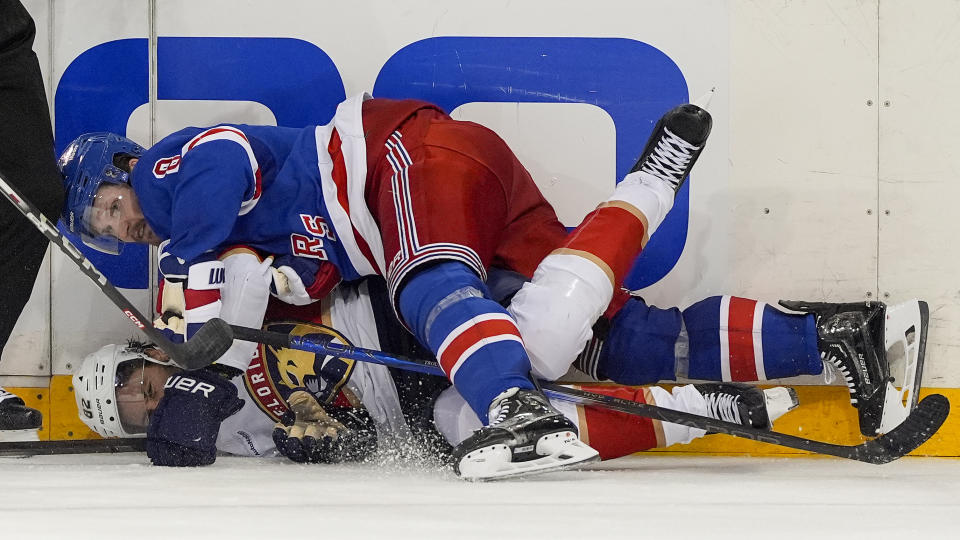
[
  {"x1": 215, "y1": 281, "x2": 422, "y2": 457},
  {"x1": 213, "y1": 278, "x2": 585, "y2": 458}
]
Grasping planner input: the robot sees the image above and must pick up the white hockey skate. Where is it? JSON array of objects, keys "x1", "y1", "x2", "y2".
[
  {"x1": 452, "y1": 388, "x2": 599, "y2": 481},
  {"x1": 778, "y1": 299, "x2": 928, "y2": 436},
  {"x1": 695, "y1": 383, "x2": 799, "y2": 430}
]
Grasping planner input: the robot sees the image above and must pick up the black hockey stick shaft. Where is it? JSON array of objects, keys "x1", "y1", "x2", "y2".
[
  {"x1": 538, "y1": 383, "x2": 948, "y2": 464},
  {"x1": 229, "y1": 323, "x2": 950, "y2": 464},
  {"x1": 0, "y1": 171, "x2": 232, "y2": 370},
  {"x1": 0, "y1": 438, "x2": 146, "y2": 456}
]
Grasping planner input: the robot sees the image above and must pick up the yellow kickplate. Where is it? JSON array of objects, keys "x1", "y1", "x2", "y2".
[
  {"x1": 649, "y1": 386, "x2": 960, "y2": 457},
  {"x1": 20, "y1": 378, "x2": 960, "y2": 456},
  {"x1": 48, "y1": 375, "x2": 101, "y2": 441}
]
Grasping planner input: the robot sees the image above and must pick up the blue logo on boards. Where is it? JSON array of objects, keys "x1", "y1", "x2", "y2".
[{"x1": 55, "y1": 36, "x2": 689, "y2": 290}]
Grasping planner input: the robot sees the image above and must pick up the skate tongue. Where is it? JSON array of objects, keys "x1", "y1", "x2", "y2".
[
  {"x1": 692, "y1": 87, "x2": 716, "y2": 111},
  {"x1": 764, "y1": 387, "x2": 800, "y2": 424},
  {"x1": 487, "y1": 387, "x2": 521, "y2": 425},
  {"x1": 821, "y1": 358, "x2": 839, "y2": 384}
]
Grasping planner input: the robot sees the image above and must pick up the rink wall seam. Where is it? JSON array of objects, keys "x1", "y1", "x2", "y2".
[{"x1": 10, "y1": 379, "x2": 959, "y2": 457}]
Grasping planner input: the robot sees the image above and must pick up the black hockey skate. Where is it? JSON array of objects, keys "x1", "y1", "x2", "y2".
[
  {"x1": 778, "y1": 300, "x2": 929, "y2": 436},
  {"x1": 629, "y1": 101, "x2": 713, "y2": 193},
  {"x1": 695, "y1": 383, "x2": 799, "y2": 430},
  {"x1": 452, "y1": 388, "x2": 599, "y2": 480},
  {"x1": 0, "y1": 387, "x2": 42, "y2": 442}
]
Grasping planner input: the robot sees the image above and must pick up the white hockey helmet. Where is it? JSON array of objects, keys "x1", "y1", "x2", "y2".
[{"x1": 73, "y1": 342, "x2": 161, "y2": 438}]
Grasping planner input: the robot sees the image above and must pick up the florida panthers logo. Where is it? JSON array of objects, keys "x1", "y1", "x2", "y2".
[
  {"x1": 153, "y1": 155, "x2": 182, "y2": 178},
  {"x1": 244, "y1": 321, "x2": 357, "y2": 422}
]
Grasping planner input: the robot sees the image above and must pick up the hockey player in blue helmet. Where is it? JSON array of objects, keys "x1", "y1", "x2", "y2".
[{"x1": 58, "y1": 132, "x2": 161, "y2": 253}]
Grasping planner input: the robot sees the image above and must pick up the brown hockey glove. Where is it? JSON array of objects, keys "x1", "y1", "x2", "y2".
[{"x1": 272, "y1": 390, "x2": 377, "y2": 463}]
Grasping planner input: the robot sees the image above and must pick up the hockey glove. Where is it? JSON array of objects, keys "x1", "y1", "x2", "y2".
[
  {"x1": 146, "y1": 367, "x2": 243, "y2": 467},
  {"x1": 272, "y1": 390, "x2": 377, "y2": 463},
  {"x1": 269, "y1": 255, "x2": 341, "y2": 306},
  {"x1": 154, "y1": 240, "x2": 225, "y2": 343}
]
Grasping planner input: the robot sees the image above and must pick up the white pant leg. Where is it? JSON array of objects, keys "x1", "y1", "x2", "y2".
[
  {"x1": 647, "y1": 384, "x2": 709, "y2": 446},
  {"x1": 508, "y1": 254, "x2": 613, "y2": 380}
]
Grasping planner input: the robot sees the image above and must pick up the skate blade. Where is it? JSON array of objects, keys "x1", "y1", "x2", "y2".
[
  {"x1": 457, "y1": 439, "x2": 600, "y2": 482},
  {"x1": 0, "y1": 428, "x2": 40, "y2": 443},
  {"x1": 692, "y1": 87, "x2": 716, "y2": 110},
  {"x1": 878, "y1": 300, "x2": 929, "y2": 434}
]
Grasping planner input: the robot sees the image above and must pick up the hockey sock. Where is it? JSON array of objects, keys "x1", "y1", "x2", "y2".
[
  {"x1": 682, "y1": 295, "x2": 822, "y2": 381},
  {"x1": 398, "y1": 262, "x2": 534, "y2": 423},
  {"x1": 573, "y1": 384, "x2": 707, "y2": 460},
  {"x1": 588, "y1": 296, "x2": 682, "y2": 385}
]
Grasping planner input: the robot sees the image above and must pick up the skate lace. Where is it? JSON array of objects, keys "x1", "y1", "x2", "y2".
[
  {"x1": 822, "y1": 351, "x2": 858, "y2": 403},
  {"x1": 640, "y1": 127, "x2": 700, "y2": 188},
  {"x1": 703, "y1": 392, "x2": 742, "y2": 424},
  {"x1": 490, "y1": 405, "x2": 509, "y2": 425}
]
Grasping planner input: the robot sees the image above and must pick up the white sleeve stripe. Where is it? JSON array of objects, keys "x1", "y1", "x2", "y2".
[
  {"x1": 719, "y1": 295, "x2": 731, "y2": 382},
  {"x1": 315, "y1": 124, "x2": 378, "y2": 276},
  {"x1": 184, "y1": 300, "x2": 223, "y2": 323},
  {"x1": 315, "y1": 95, "x2": 386, "y2": 277},
  {"x1": 753, "y1": 301, "x2": 767, "y2": 380},
  {"x1": 181, "y1": 126, "x2": 262, "y2": 215},
  {"x1": 182, "y1": 126, "x2": 259, "y2": 173}
]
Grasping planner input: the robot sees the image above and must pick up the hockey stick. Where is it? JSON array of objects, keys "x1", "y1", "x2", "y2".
[
  {"x1": 0, "y1": 438, "x2": 146, "y2": 457},
  {"x1": 538, "y1": 383, "x2": 948, "y2": 464},
  {"x1": 0, "y1": 171, "x2": 232, "y2": 370},
  {"x1": 229, "y1": 323, "x2": 950, "y2": 464}
]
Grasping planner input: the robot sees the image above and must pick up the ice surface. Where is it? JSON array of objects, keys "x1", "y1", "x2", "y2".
[{"x1": 1, "y1": 454, "x2": 958, "y2": 539}]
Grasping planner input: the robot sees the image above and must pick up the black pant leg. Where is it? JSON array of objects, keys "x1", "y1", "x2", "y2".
[{"x1": 0, "y1": 1, "x2": 65, "y2": 355}]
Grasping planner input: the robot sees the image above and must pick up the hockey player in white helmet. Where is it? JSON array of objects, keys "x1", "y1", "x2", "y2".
[{"x1": 73, "y1": 341, "x2": 178, "y2": 438}]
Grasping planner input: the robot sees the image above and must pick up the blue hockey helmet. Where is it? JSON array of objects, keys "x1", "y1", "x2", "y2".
[{"x1": 59, "y1": 132, "x2": 145, "y2": 254}]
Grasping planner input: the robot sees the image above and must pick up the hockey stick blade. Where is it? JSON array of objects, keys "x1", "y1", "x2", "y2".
[
  {"x1": 0, "y1": 172, "x2": 233, "y2": 370},
  {"x1": 228, "y1": 323, "x2": 950, "y2": 464},
  {"x1": 856, "y1": 393, "x2": 949, "y2": 464},
  {"x1": 541, "y1": 383, "x2": 950, "y2": 464},
  {"x1": 172, "y1": 317, "x2": 235, "y2": 370}
]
